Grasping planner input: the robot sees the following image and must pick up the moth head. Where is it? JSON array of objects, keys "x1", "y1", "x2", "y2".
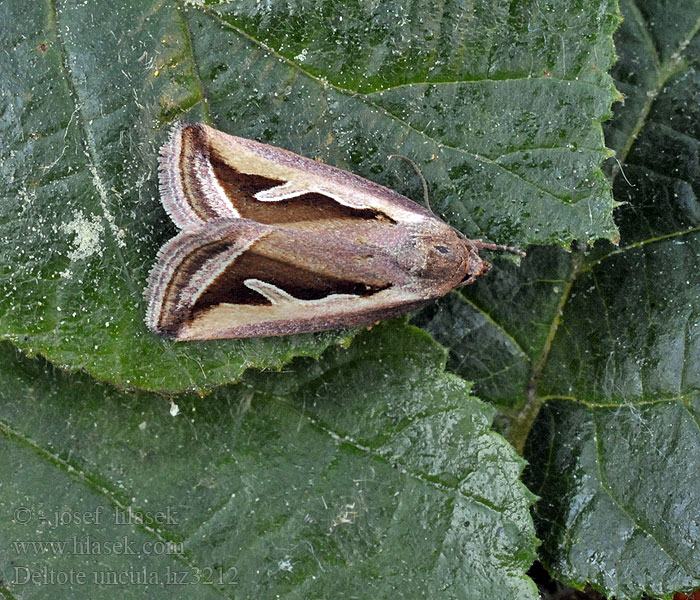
[
  {"x1": 396, "y1": 222, "x2": 525, "y2": 290},
  {"x1": 397, "y1": 224, "x2": 472, "y2": 283}
]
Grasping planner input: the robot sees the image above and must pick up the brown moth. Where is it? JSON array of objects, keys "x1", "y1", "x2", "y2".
[{"x1": 145, "y1": 122, "x2": 524, "y2": 340}]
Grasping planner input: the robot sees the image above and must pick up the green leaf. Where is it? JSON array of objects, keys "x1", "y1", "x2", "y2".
[
  {"x1": 0, "y1": 0, "x2": 619, "y2": 393},
  {"x1": 416, "y1": 1, "x2": 700, "y2": 597},
  {"x1": 0, "y1": 323, "x2": 537, "y2": 599}
]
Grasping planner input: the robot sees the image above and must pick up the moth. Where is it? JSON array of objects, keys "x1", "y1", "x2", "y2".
[{"x1": 145, "y1": 122, "x2": 524, "y2": 340}]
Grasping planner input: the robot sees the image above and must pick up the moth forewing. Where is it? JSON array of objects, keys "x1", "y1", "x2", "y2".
[
  {"x1": 145, "y1": 121, "x2": 521, "y2": 340},
  {"x1": 158, "y1": 123, "x2": 240, "y2": 229},
  {"x1": 146, "y1": 218, "x2": 468, "y2": 340},
  {"x1": 145, "y1": 220, "x2": 269, "y2": 337},
  {"x1": 166, "y1": 123, "x2": 434, "y2": 224}
]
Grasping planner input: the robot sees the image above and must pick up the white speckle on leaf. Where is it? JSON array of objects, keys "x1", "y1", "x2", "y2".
[
  {"x1": 278, "y1": 558, "x2": 293, "y2": 572},
  {"x1": 60, "y1": 211, "x2": 105, "y2": 262},
  {"x1": 18, "y1": 185, "x2": 36, "y2": 210}
]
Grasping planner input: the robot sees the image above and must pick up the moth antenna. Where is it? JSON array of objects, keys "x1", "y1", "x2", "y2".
[
  {"x1": 388, "y1": 154, "x2": 431, "y2": 213},
  {"x1": 453, "y1": 229, "x2": 525, "y2": 257},
  {"x1": 472, "y1": 240, "x2": 526, "y2": 257}
]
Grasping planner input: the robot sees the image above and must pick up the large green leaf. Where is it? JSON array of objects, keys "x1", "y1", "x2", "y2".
[
  {"x1": 0, "y1": 0, "x2": 619, "y2": 393},
  {"x1": 1, "y1": 1, "x2": 634, "y2": 598},
  {"x1": 0, "y1": 322, "x2": 537, "y2": 599},
  {"x1": 416, "y1": 1, "x2": 700, "y2": 598}
]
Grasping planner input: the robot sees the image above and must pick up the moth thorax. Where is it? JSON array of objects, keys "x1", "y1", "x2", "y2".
[{"x1": 396, "y1": 225, "x2": 469, "y2": 281}]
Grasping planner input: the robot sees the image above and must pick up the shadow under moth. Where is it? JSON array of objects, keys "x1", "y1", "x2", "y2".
[{"x1": 145, "y1": 122, "x2": 524, "y2": 340}]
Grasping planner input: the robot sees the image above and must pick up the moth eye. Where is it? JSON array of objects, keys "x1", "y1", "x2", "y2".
[{"x1": 434, "y1": 245, "x2": 450, "y2": 254}]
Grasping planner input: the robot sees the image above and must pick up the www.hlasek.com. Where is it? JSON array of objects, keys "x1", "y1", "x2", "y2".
[{"x1": 12, "y1": 535, "x2": 182, "y2": 557}]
